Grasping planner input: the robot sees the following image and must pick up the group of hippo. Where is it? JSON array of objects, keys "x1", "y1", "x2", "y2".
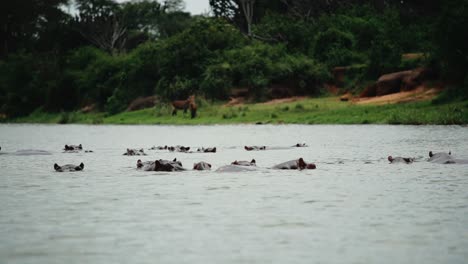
[
  {"x1": 2, "y1": 145, "x2": 465, "y2": 172},
  {"x1": 388, "y1": 151, "x2": 468, "y2": 164},
  {"x1": 135, "y1": 157, "x2": 317, "y2": 172},
  {"x1": 51, "y1": 143, "x2": 316, "y2": 172}
]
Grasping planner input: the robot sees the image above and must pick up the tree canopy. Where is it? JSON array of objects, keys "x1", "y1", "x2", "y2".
[{"x1": 0, "y1": 0, "x2": 466, "y2": 118}]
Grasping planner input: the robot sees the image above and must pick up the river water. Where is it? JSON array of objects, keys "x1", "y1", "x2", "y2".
[{"x1": 0, "y1": 124, "x2": 467, "y2": 264}]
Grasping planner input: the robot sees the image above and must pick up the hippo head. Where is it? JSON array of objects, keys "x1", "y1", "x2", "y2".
[
  {"x1": 78, "y1": 144, "x2": 83, "y2": 149},
  {"x1": 137, "y1": 159, "x2": 143, "y2": 168},
  {"x1": 173, "y1": 158, "x2": 183, "y2": 167},
  {"x1": 388, "y1": 156, "x2": 394, "y2": 162},
  {"x1": 54, "y1": 163, "x2": 61, "y2": 171},
  {"x1": 298, "y1": 158, "x2": 307, "y2": 169},
  {"x1": 298, "y1": 158, "x2": 316, "y2": 170},
  {"x1": 193, "y1": 162, "x2": 212, "y2": 170},
  {"x1": 75, "y1": 163, "x2": 84, "y2": 171},
  {"x1": 244, "y1": 146, "x2": 253, "y2": 151},
  {"x1": 429, "y1": 150, "x2": 451, "y2": 158},
  {"x1": 251, "y1": 159, "x2": 256, "y2": 164}
]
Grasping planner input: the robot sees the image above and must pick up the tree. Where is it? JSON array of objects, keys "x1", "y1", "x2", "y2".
[
  {"x1": 239, "y1": 0, "x2": 255, "y2": 37},
  {"x1": 74, "y1": 0, "x2": 127, "y2": 54},
  {"x1": 0, "y1": 0, "x2": 69, "y2": 58}
]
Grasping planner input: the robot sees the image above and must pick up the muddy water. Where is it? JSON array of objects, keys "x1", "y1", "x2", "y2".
[{"x1": 0, "y1": 124, "x2": 467, "y2": 264}]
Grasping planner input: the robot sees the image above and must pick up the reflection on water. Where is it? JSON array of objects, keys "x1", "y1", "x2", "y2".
[{"x1": 1, "y1": 124, "x2": 468, "y2": 264}]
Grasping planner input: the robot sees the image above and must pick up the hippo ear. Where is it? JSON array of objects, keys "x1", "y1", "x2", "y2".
[
  {"x1": 208, "y1": 163, "x2": 212, "y2": 168},
  {"x1": 54, "y1": 164, "x2": 60, "y2": 171},
  {"x1": 173, "y1": 158, "x2": 177, "y2": 162}
]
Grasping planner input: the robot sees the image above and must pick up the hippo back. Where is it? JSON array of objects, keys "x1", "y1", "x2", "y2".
[
  {"x1": 272, "y1": 160, "x2": 299, "y2": 169},
  {"x1": 428, "y1": 152, "x2": 454, "y2": 164}
]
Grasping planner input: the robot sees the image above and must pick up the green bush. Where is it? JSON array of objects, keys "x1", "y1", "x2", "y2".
[
  {"x1": 368, "y1": 34, "x2": 402, "y2": 77},
  {"x1": 201, "y1": 62, "x2": 233, "y2": 100}
]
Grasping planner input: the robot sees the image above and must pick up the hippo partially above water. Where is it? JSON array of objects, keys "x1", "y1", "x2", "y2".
[
  {"x1": 54, "y1": 163, "x2": 84, "y2": 172},
  {"x1": 149, "y1": 145, "x2": 168, "y2": 150},
  {"x1": 193, "y1": 161, "x2": 212, "y2": 170},
  {"x1": 168, "y1": 146, "x2": 190, "y2": 152},
  {"x1": 1, "y1": 149, "x2": 52, "y2": 156},
  {"x1": 124, "y1": 148, "x2": 147, "y2": 156},
  {"x1": 137, "y1": 158, "x2": 185, "y2": 171},
  {"x1": 428, "y1": 151, "x2": 468, "y2": 164},
  {"x1": 197, "y1": 147, "x2": 216, "y2": 153},
  {"x1": 244, "y1": 146, "x2": 266, "y2": 151},
  {"x1": 64, "y1": 144, "x2": 82, "y2": 151},
  {"x1": 231, "y1": 159, "x2": 256, "y2": 166},
  {"x1": 293, "y1": 143, "x2": 308, "y2": 147},
  {"x1": 388, "y1": 156, "x2": 414, "y2": 164},
  {"x1": 272, "y1": 158, "x2": 316, "y2": 170},
  {"x1": 216, "y1": 159, "x2": 257, "y2": 172}
]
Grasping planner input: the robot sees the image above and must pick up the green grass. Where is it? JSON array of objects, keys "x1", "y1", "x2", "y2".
[{"x1": 6, "y1": 97, "x2": 468, "y2": 125}]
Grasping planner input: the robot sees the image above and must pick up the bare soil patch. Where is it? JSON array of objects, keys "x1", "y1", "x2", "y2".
[{"x1": 354, "y1": 85, "x2": 442, "y2": 105}]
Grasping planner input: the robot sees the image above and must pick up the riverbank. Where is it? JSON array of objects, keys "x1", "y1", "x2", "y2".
[{"x1": 7, "y1": 97, "x2": 468, "y2": 125}]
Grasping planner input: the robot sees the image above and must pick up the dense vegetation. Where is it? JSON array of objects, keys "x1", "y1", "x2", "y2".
[{"x1": 1, "y1": 0, "x2": 467, "y2": 120}]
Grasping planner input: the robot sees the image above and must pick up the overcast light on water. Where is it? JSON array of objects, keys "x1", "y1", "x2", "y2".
[{"x1": 1, "y1": 124, "x2": 468, "y2": 264}]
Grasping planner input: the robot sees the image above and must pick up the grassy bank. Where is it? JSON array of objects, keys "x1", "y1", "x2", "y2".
[{"x1": 7, "y1": 97, "x2": 468, "y2": 125}]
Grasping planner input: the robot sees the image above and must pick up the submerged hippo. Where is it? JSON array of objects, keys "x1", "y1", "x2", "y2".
[
  {"x1": 149, "y1": 145, "x2": 168, "y2": 150},
  {"x1": 197, "y1": 147, "x2": 216, "y2": 153},
  {"x1": 168, "y1": 146, "x2": 190, "y2": 152},
  {"x1": 11, "y1": 149, "x2": 52, "y2": 156},
  {"x1": 244, "y1": 146, "x2": 266, "y2": 151},
  {"x1": 428, "y1": 151, "x2": 468, "y2": 164},
  {"x1": 137, "y1": 158, "x2": 184, "y2": 171},
  {"x1": 231, "y1": 159, "x2": 256, "y2": 166},
  {"x1": 388, "y1": 156, "x2": 414, "y2": 164},
  {"x1": 272, "y1": 158, "x2": 316, "y2": 170},
  {"x1": 216, "y1": 164, "x2": 259, "y2": 172},
  {"x1": 193, "y1": 161, "x2": 212, "y2": 170},
  {"x1": 124, "y1": 148, "x2": 147, "y2": 156},
  {"x1": 54, "y1": 162, "x2": 84, "y2": 172},
  {"x1": 64, "y1": 144, "x2": 82, "y2": 151},
  {"x1": 293, "y1": 143, "x2": 308, "y2": 147},
  {"x1": 216, "y1": 159, "x2": 257, "y2": 172}
]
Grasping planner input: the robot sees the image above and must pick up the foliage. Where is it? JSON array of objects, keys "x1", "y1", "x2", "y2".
[
  {"x1": 1, "y1": 0, "x2": 466, "y2": 118},
  {"x1": 433, "y1": 0, "x2": 468, "y2": 87}
]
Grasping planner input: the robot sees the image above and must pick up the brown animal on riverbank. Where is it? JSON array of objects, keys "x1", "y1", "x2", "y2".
[{"x1": 172, "y1": 95, "x2": 197, "y2": 118}]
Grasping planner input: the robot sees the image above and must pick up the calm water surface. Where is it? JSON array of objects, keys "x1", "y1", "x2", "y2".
[{"x1": 1, "y1": 124, "x2": 467, "y2": 264}]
